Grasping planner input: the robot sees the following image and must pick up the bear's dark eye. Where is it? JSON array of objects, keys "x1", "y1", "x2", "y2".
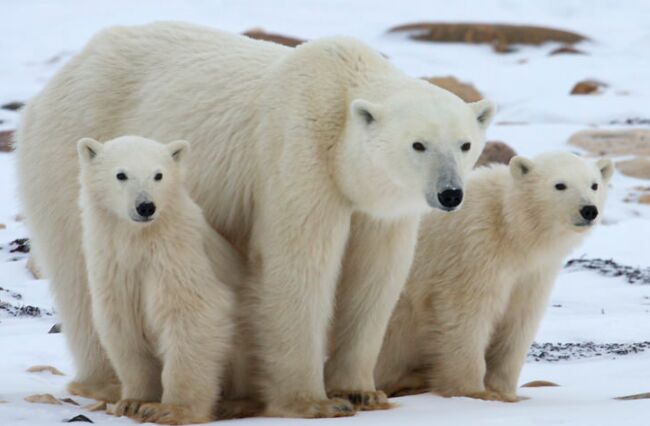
[
  {"x1": 116, "y1": 172, "x2": 128, "y2": 181},
  {"x1": 154, "y1": 173, "x2": 163, "y2": 181},
  {"x1": 555, "y1": 183, "x2": 567, "y2": 191},
  {"x1": 412, "y1": 142, "x2": 426, "y2": 152},
  {"x1": 591, "y1": 183, "x2": 598, "y2": 191},
  {"x1": 461, "y1": 142, "x2": 471, "y2": 152}
]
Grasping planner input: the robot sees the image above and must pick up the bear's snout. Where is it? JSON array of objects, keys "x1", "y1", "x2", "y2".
[
  {"x1": 579, "y1": 205, "x2": 598, "y2": 222},
  {"x1": 136, "y1": 201, "x2": 156, "y2": 219},
  {"x1": 437, "y1": 188, "x2": 464, "y2": 210}
]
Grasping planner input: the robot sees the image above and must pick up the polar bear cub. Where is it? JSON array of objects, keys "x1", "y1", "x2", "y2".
[
  {"x1": 78, "y1": 135, "x2": 240, "y2": 424},
  {"x1": 376, "y1": 152, "x2": 613, "y2": 402}
]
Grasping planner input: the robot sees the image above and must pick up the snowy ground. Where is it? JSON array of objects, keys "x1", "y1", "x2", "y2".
[{"x1": 1, "y1": 1, "x2": 649, "y2": 425}]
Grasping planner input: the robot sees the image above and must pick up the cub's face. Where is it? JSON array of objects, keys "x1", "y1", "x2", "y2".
[
  {"x1": 346, "y1": 88, "x2": 495, "y2": 214},
  {"x1": 77, "y1": 136, "x2": 189, "y2": 224},
  {"x1": 510, "y1": 152, "x2": 613, "y2": 232}
]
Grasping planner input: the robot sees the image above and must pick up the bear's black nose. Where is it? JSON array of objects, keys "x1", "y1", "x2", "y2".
[
  {"x1": 136, "y1": 202, "x2": 156, "y2": 218},
  {"x1": 580, "y1": 205, "x2": 598, "y2": 221},
  {"x1": 437, "y1": 189, "x2": 463, "y2": 209}
]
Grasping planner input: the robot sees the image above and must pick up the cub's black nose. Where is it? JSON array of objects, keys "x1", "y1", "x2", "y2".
[
  {"x1": 437, "y1": 189, "x2": 463, "y2": 209},
  {"x1": 136, "y1": 202, "x2": 156, "y2": 218},
  {"x1": 580, "y1": 205, "x2": 598, "y2": 221}
]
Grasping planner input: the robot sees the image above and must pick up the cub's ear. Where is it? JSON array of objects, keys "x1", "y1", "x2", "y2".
[
  {"x1": 167, "y1": 140, "x2": 190, "y2": 164},
  {"x1": 77, "y1": 138, "x2": 103, "y2": 164},
  {"x1": 597, "y1": 158, "x2": 614, "y2": 182},
  {"x1": 350, "y1": 99, "x2": 383, "y2": 125},
  {"x1": 468, "y1": 99, "x2": 496, "y2": 131},
  {"x1": 509, "y1": 156, "x2": 534, "y2": 180}
]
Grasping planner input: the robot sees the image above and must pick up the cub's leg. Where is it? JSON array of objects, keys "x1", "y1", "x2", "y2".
[
  {"x1": 485, "y1": 272, "x2": 554, "y2": 401},
  {"x1": 91, "y1": 290, "x2": 162, "y2": 416},
  {"x1": 326, "y1": 214, "x2": 419, "y2": 410},
  {"x1": 136, "y1": 275, "x2": 234, "y2": 425}
]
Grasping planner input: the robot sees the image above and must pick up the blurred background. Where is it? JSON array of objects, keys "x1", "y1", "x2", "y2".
[{"x1": 0, "y1": 1, "x2": 649, "y2": 424}]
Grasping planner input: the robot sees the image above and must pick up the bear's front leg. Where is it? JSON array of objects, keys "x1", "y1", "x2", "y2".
[
  {"x1": 252, "y1": 193, "x2": 355, "y2": 418},
  {"x1": 484, "y1": 272, "x2": 554, "y2": 402},
  {"x1": 325, "y1": 214, "x2": 419, "y2": 410}
]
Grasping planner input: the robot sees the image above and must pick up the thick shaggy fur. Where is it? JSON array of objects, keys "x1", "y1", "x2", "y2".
[
  {"x1": 78, "y1": 136, "x2": 239, "y2": 424},
  {"x1": 16, "y1": 22, "x2": 494, "y2": 417},
  {"x1": 376, "y1": 152, "x2": 613, "y2": 401}
]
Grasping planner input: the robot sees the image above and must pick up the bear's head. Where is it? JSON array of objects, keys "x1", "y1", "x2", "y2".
[
  {"x1": 339, "y1": 84, "x2": 495, "y2": 217},
  {"x1": 509, "y1": 152, "x2": 613, "y2": 233},
  {"x1": 77, "y1": 135, "x2": 189, "y2": 225}
]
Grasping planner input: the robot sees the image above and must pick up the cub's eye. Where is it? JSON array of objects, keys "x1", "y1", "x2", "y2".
[
  {"x1": 461, "y1": 142, "x2": 471, "y2": 152},
  {"x1": 412, "y1": 142, "x2": 426, "y2": 152},
  {"x1": 555, "y1": 183, "x2": 567, "y2": 191},
  {"x1": 154, "y1": 173, "x2": 163, "y2": 181},
  {"x1": 116, "y1": 172, "x2": 128, "y2": 181},
  {"x1": 591, "y1": 183, "x2": 598, "y2": 191}
]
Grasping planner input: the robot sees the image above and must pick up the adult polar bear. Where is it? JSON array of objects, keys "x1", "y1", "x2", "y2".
[{"x1": 17, "y1": 22, "x2": 494, "y2": 417}]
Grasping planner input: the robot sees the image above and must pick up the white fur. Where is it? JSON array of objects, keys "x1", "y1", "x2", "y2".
[
  {"x1": 78, "y1": 136, "x2": 239, "y2": 423},
  {"x1": 376, "y1": 152, "x2": 613, "y2": 401},
  {"x1": 16, "y1": 22, "x2": 494, "y2": 417}
]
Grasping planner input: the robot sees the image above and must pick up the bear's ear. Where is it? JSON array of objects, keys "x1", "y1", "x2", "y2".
[
  {"x1": 468, "y1": 99, "x2": 496, "y2": 131},
  {"x1": 350, "y1": 99, "x2": 382, "y2": 125},
  {"x1": 167, "y1": 140, "x2": 190, "y2": 165},
  {"x1": 77, "y1": 138, "x2": 103, "y2": 164},
  {"x1": 509, "y1": 156, "x2": 534, "y2": 180},
  {"x1": 597, "y1": 158, "x2": 614, "y2": 182}
]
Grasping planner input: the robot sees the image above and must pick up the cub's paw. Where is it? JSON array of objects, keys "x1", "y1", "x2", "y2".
[
  {"x1": 264, "y1": 397, "x2": 356, "y2": 418},
  {"x1": 113, "y1": 399, "x2": 150, "y2": 417},
  {"x1": 136, "y1": 403, "x2": 211, "y2": 425},
  {"x1": 328, "y1": 390, "x2": 393, "y2": 411},
  {"x1": 465, "y1": 390, "x2": 520, "y2": 403},
  {"x1": 67, "y1": 380, "x2": 121, "y2": 403}
]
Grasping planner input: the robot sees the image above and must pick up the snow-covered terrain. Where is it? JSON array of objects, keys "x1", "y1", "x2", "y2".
[{"x1": 1, "y1": 1, "x2": 649, "y2": 425}]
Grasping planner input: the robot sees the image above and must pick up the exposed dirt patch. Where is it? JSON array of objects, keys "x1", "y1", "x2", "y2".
[
  {"x1": 568, "y1": 129, "x2": 650, "y2": 157},
  {"x1": 529, "y1": 341, "x2": 650, "y2": 362},
  {"x1": 243, "y1": 28, "x2": 304, "y2": 47},
  {"x1": 564, "y1": 258, "x2": 650, "y2": 284},
  {"x1": 476, "y1": 141, "x2": 517, "y2": 168},
  {"x1": 423, "y1": 76, "x2": 482, "y2": 102},
  {"x1": 388, "y1": 22, "x2": 587, "y2": 53}
]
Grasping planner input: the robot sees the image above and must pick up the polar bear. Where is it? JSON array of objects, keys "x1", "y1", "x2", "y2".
[
  {"x1": 375, "y1": 152, "x2": 613, "y2": 402},
  {"x1": 16, "y1": 22, "x2": 495, "y2": 417},
  {"x1": 78, "y1": 135, "x2": 240, "y2": 424}
]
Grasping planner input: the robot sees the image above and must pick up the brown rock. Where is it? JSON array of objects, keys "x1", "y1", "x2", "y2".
[
  {"x1": 243, "y1": 28, "x2": 304, "y2": 47},
  {"x1": 570, "y1": 79, "x2": 607, "y2": 95},
  {"x1": 475, "y1": 141, "x2": 517, "y2": 168},
  {"x1": 549, "y1": 45, "x2": 586, "y2": 55},
  {"x1": 615, "y1": 392, "x2": 650, "y2": 400},
  {"x1": 59, "y1": 398, "x2": 80, "y2": 406},
  {"x1": 639, "y1": 194, "x2": 650, "y2": 204},
  {"x1": 26, "y1": 365, "x2": 65, "y2": 376},
  {"x1": 521, "y1": 380, "x2": 560, "y2": 388},
  {"x1": 24, "y1": 394, "x2": 62, "y2": 405},
  {"x1": 0, "y1": 130, "x2": 14, "y2": 152},
  {"x1": 568, "y1": 129, "x2": 650, "y2": 157},
  {"x1": 388, "y1": 22, "x2": 586, "y2": 46},
  {"x1": 616, "y1": 157, "x2": 650, "y2": 180},
  {"x1": 1, "y1": 101, "x2": 24, "y2": 111},
  {"x1": 424, "y1": 76, "x2": 483, "y2": 102},
  {"x1": 0, "y1": 223, "x2": 5, "y2": 230}
]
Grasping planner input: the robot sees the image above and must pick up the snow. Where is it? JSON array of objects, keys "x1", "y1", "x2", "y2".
[{"x1": 1, "y1": 0, "x2": 649, "y2": 424}]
